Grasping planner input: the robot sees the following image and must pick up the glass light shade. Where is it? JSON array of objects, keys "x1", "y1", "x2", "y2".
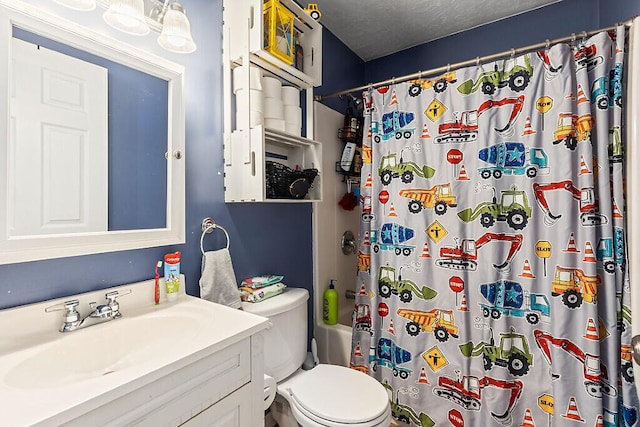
[
  {"x1": 53, "y1": 0, "x2": 96, "y2": 11},
  {"x1": 103, "y1": 0, "x2": 150, "y2": 36},
  {"x1": 158, "y1": 4, "x2": 196, "y2": 53}
]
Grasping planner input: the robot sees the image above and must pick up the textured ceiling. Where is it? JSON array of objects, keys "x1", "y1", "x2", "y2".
[{"x1": 308, "y1": 0, "x2": 562, "y2": 61}]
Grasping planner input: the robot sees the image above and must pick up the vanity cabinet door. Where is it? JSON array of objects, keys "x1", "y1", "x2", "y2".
[{"x1": 182, "y1": 384, "x2": 254, "y2": 427}]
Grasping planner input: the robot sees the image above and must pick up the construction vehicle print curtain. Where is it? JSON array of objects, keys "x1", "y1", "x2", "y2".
[{"x1": 351, "y1": 25, "x2": 639, "y2": 426}]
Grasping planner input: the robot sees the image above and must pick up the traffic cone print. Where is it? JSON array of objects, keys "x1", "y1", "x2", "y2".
[
  {"x1": 388, "y1": 318, "x2": 395, "y2": 335},
  {"x1": 416, "y1": 367, "x2": 429, "y2": 384},
  {"x1": 365, "y1": 173, "x2": 373, "y2": 188},
  {"x1": 613, "y1": 199, "x2": 623, "y2": 219},
  {"x1": 457, "y1": 164, "x2": 471, "y2": 181},
  {"x1": 521, "y1": 116, "x2": 536, "y2": 136},
  {"x1": 458, "y1": 293, "x2": 469, "y2": 312},
  {"x1": 566, "y1": 92, "x2": 576, "y2": 101},
  {"x1": 583, "y1": 241, "x2": 596, "y2": 262},
  {"x1": 362, "y1": 231, "x2": 370, "y2": 246},
  {"x1": 579, "y1": 155, "x2": 592, "y2": 175},
  {"x1": 594, "y1": 415, "x2": 604, "y2": 427},
  {"x1": 389, "y1": 89, "x2": 398, "y2": 106},
  {"x1": 388, "y1": 202, "x2": 398, "y2": 217},
  {"x1": 421, "y1": 123, "x2": 431, "y2": 139},
  {"x1": 577, "y1": 84, "x2": 589, "y2": 104},
  {"x1": 358, "y1": 283, "x2": 367, "y2": 296},
  {"x1": 353, "y1": 342, "x2": 363, "y2": 358},
  {"x1": 519, "y1": 259, "x2": 535, "y2": 279},
  {"x1": 420, "y1": 242, "x2": 431, "y2": 258},
  {"x1": 562, "y1": 232, "x2": 580, "y2": 253},
  {"x1": 584, "y1": 318, "x2": 599, "y2": 341},
  {"x1": 521, "y1": 408, "x2": 536, "y2": 427},
  {"x1": 562, "y1": 397, "x2": 585, "y2": 422}
]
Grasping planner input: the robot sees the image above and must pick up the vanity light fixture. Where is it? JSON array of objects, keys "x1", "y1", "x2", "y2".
[
  {"x1": 53, "y1": 0, "x2": 97, "y2": 11},
  {"x1": 157, "y1": 2, "x2": 196, "y2": 53},
  {"x1": 103, "y1": 0, "x2": 150, "y2": 36},
  {"x1": 54, "y1": 0, "x2": 196, "y2": 53}
]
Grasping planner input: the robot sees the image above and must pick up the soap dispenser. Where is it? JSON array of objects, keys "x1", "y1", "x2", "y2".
[{"x1": 323, "y1": 280, "x2": 338, "y2": 325}]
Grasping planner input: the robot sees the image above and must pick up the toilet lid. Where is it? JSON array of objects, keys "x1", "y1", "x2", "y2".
[{"x1": 287, "y1": 364, "x2": 389, "y2": 424}]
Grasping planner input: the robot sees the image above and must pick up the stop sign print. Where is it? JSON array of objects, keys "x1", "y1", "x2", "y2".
[
  {"x1": 379, "y1": 190, "x2": 390, "y2": 205},
  {"x1": 449, "y1": 409, "x2": 464, "y2": 427},
  {"x1": 447, "y1": 149, "x2": 463, "y2": 165},
  {"x1": 449, "y1": 276, "x2": 464, "y2": 293},
  {"x1": 377, "y1": 302, "x2": 389, "y2": 318}
]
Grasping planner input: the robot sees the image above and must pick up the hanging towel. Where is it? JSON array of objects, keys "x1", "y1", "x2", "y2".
[{"x1": 199, "y1": 248, "x2": 242, "y2": 309}]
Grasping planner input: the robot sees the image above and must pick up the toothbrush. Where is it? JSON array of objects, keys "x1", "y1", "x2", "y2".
[{"x1": 155, "y1": 261, "x2": 162, "y2": 304}]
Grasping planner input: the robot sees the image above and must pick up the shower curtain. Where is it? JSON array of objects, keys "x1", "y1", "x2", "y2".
[{"x1": 351, "y1": 26, "x2": 639, "y2": 426}]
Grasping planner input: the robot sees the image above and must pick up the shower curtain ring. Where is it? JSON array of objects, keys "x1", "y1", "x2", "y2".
[
  {"x1": 510, "y1": 48, "x2": 515, "y2": 58},
  {"x1": 545, "y1": 39, "x2": 550, "y2": 49},
  {"x1": 418, "y1": 70, "x2": 423, "y2": 79},
  {"x1": 446, "y1": 63, "x2": 451, "y2": 73},
  {"x1": 392, "y1": 76, "x2": 396, "y2": 85},
  {"x1": 475, "y1": 56, "x2": 480, "y2": 66},
  {"x1": 571, "y1": 33, "x2": 576, "y2": 44},
  {"x1": 581, "y1": 30, "x2": 588, "y2": 42}
]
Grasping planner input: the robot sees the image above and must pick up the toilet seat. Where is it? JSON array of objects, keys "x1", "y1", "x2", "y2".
[{"x1": 278, "y1": 364, "x2": 391, "y2": 427}]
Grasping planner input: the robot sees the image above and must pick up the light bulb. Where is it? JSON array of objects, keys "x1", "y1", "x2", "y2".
[
  {"x1": 158, "y1": 3, "x2": 196, "y2": 53},
  {"x1": 103, "y1": 0, "x2": 150, "y2": 36}
]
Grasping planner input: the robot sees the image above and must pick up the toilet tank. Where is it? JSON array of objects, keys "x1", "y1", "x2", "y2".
[{"x1": 242, "y1": 288, "x2": 309, "y2": 382}]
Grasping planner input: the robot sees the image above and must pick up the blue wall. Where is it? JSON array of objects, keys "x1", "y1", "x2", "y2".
[{"x1": 1, "y1": 0, "x2": 638, "y2": 325}]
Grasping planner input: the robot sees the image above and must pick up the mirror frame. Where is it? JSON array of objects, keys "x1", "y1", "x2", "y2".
[{"x1": 0, "y1": 0, "x2": 185, "y2": 264}]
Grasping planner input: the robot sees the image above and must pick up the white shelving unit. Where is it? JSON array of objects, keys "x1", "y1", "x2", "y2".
[{"x1": 223, "y1": 0, "x2": 323, "y2": 202}]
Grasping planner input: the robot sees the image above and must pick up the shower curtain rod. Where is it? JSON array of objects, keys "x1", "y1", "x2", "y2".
[{"x1": 315, "y1": 18, "x2": 634, "y2": 101}]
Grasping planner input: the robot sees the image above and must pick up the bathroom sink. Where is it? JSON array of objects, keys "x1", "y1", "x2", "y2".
[
  {"x1": 0, "y1": 277, "x2": 270, "y2": 426},
  {"x1": 5, "y1": 314, "x2": 199, "y2": 389}
]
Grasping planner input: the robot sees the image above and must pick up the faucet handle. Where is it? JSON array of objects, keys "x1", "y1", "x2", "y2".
[
  {"x1": 105, "y1": 289, "x2": 131, "y2": 318},
  {"x1": 45, "y1": 299, "x2": 79, "y2": 314},
  {"x1": 45, "y1": 299, "x2": 81, "y2": 332},
  {"x1": 105, "y1": 289, "x2": 131, "y2": 303}
]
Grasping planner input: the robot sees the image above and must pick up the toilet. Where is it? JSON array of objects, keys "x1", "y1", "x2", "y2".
[{"x1": 242, "y1": 288, "x2": 391, "y2": 427}]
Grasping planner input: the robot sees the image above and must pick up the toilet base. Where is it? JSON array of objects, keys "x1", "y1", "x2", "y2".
[{"x1": 271, "y1": 393, "x2": 299, "y2": 427}]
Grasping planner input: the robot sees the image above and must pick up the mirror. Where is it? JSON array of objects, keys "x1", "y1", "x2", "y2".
[{"x1": 0, "y1": 1, "x2": 185, "y2": 264}]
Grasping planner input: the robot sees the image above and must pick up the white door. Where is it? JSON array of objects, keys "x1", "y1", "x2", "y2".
[{"x1": 9, "y1": 37, "x2": 108, "y2": 236}]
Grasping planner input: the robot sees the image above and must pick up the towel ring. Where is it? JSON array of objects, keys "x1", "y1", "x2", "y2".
[{"x1": 200, "y1": 217, "x2": 230, "y2": 254}]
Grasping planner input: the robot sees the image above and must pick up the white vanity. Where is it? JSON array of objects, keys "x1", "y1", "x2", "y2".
[{"x1": 0, "y1": 277, "x2": 269, "y2": 426}]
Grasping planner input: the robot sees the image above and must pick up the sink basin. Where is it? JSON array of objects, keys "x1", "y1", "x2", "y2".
[{"x1": 5, "y1": 313, "x2": 199, "y2": 389}]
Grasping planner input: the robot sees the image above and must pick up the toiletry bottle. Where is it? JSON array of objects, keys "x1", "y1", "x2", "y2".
[
  {"x1": 323, "y1": 280, "x2": 338, "y2": 325},
  {"x1": 164, "y1": 251, "x2": 181, "y2": 301}
]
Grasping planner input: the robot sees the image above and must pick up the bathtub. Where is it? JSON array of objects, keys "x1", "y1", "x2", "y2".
[{"x1": 315, "y1": 322, "x2": 353, "y2": 366}]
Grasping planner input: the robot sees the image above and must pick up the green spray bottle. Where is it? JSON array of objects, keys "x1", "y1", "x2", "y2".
[{"x1": 323, "y1": 280, "x2": 338, "y2": 325}]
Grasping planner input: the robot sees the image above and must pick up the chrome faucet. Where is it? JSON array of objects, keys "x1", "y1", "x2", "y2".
[{"x1": 46, "y1": 289, "x2": 130, "y2": 332}]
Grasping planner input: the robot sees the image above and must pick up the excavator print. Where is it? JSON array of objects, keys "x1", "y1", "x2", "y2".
[
  {"x1": 533, "y1": 180, "x2": 608, "y2": 226},
  {"x1": 432, "y1": 371, "x2": 523, "y2": 426},
  {"x1": 536, "y1": 50, "x2": 563, "y2": 80},
  {"x1": 533, "y1": 329, "x2": 617, "y2": 398},
  {"x1": 434, "y1": 95, "x2": 524, "y2": 144},
  {"x1": 435, "y1": 232, "x2": 523, "y2": 274}
]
